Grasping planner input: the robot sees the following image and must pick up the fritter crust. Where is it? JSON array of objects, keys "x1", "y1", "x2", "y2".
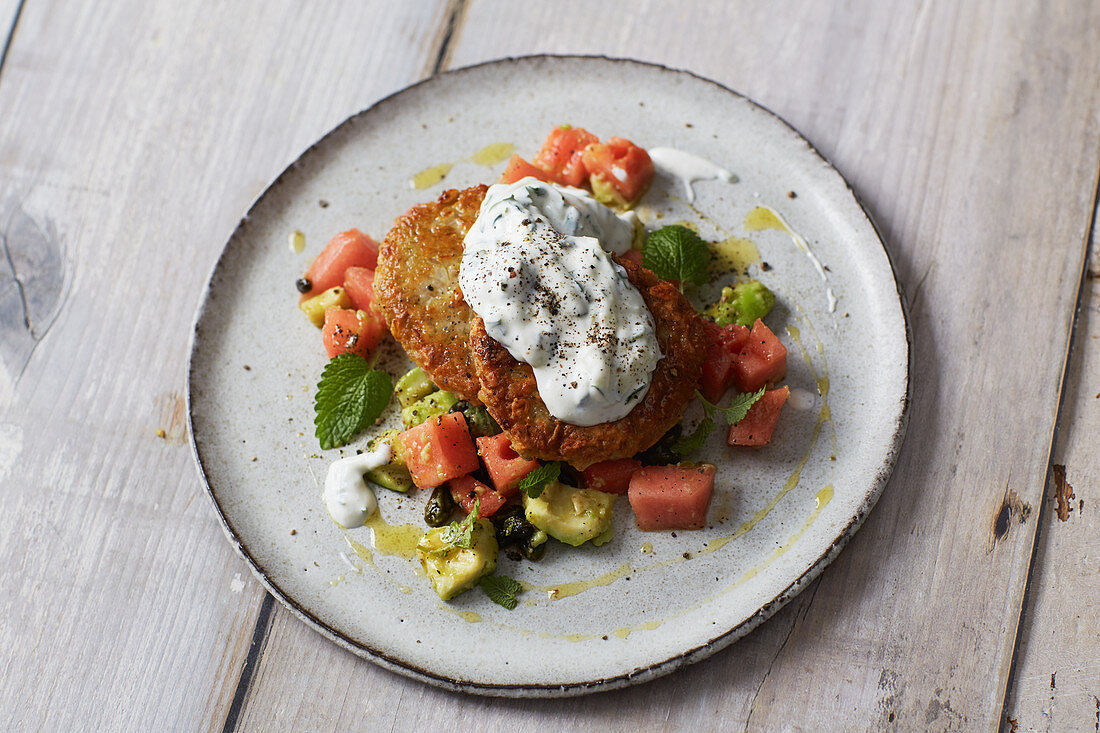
[
  {"x1": 374, "y1": 185, "x2": 488, "y2": 403},
  {"x1": 469, "y1": 258, "x2": 708, "y2": 469}
]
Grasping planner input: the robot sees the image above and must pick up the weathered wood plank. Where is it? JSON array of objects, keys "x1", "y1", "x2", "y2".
[
  {"x1": 1005, "y1": 207, "x2": 1100, "y2": 731},
  {"x1": 0, "y1": 0, "x2": 21, "y2": 53},
  {"x1": 238, "y1": 578, "x2": 821, "y2": 731},
  {"x1": 0, "y1": 1, "x2": 450, "y2": 729},
  {"x1": 234, "y1": 0, "x2": 1100, "y2": 729}
]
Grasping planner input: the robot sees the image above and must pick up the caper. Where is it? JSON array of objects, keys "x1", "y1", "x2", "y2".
[
  {"x1": 521, "y1": 530, "x2": 549, "y2": 562},
  {"x1": 424, "y1": 486, "x2": 456, "y2": 527}
]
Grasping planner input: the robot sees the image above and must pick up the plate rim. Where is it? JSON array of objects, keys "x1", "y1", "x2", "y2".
[{"x1": 187, "y1": 53, "x2": 912, "y2": 698}]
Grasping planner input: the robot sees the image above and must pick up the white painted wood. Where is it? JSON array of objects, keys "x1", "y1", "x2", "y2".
[
  {"x1": 235, "y1": 1, "x2": 1100, "y2": 730},
  {"x1": 2, "y1": 0, "x2": 1097, "y2": 729},
  {"x1": 1005, "y1": 212, "x2": 1100, "y2": 731},
  {"x1": 0, "y1": 0, "x2": 20, "y2": 43},
  {"x1": 0, "y1": 1, "x2": 450, "y2": 729}
]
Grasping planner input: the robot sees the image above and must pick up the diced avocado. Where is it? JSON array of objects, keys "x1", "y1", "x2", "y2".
[
  {"x1": 299, "y1": 286, "x2": 352, "y2": 327},
  {"x1": 522, "y1": 481, "x2": 616, "y2": 547},
  {"x1": 401, "y1": 390, "x2": 459, "y2": 429},
  {"x1": 395, "y1": 366, "x2": 437, "y2": 408},
  {"x1": 363, "y1": 430, "x2": 413, "y2": 493},
  {"x1": 705, "y1": 281, "x2": 776, "y2": 328},
  {"x1": 416, "y1": 519, "x2": 499, "y2": 601},
  {"x1": 591, "y1": 525, "x2": 614, "y2": 547},
  {"x1": 590, "y1": 176, "x2": 629, "y2": 209},
  {"x1": 365, "y1": 463, "x2": 413, "y2": 493},
  {"x1": 451, "y1": 402, "x2": 501, "y2": 438}
]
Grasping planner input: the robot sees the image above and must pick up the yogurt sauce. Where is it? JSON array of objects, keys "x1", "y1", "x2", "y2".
[
  {"x1": 459, "y1": 177, "x2": 660, "y2": 426},
  {"x1": 323, "y1": 442, "x2": 392, "y2": 528},
  {"x1": 648, "y1": 147, "x2": 735, "y2": 203}
]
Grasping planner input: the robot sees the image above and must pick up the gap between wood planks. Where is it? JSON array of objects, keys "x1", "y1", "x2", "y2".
[
  {"x1": 0, "y1": 0, "x2": 26, "y2": 80},
  {"x1": 998, "y1": 150, "x2": 1100, "y2": 729},
  {"x1": 218, "y1": 3, "x2": 468, "y2": 729}
]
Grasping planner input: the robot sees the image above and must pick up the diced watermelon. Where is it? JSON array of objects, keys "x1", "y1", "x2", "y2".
[
  {"x1": 728, "y1": 387, "x2": 789, "y2": 447},
  {"x1": 581, "y1": 137, "x2": 655, "y2": 207},
  {"x1": 342, "y1": 266, "x2": 377, "y2": 314},
  {"x1": 499, "y1": 154, "x2": 558, "y2": 185},
  {"x1": 532, "y1": 125, "x2": 599, "y2": 187},
  {"x1": 397, "y1": 413, "x2": 479, "y2": 489},
  {"x1": 449, "y1": 475, "x2": 508, "y2": 518},
  {"x1": 628, "y1": 464, "x2": 716, "y2": 530},
  {"x1": 583, "y1": 458, "x2": 642, "y2": 495},
  {"x1": 732, "y1": 319, "x2": 787, "y2": 393},
  {"x1": 300, "y1": 229, "x2": 379, "y2": 302},
  {"x1": 699, "y1": 320, "x2": 751, "y2": 402},
  {"x1": 321, "y1": 308, "x2": 384, "y2": 359},
  {"x1": 475, "y1": 433, "x2": 539, "y2": 497}
]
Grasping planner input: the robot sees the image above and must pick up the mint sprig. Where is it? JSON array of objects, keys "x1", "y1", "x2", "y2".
[
  {"x1": 480, "y1": 574, "x2": 523, "y2": 610},
  {"x1": 518, "y1": 462, "x2": 561, "y2": 499},
  {"x1": 673, "y1": 388, "x2": 767, "y2": 456},
  {"x1": 716, "y1": 387, "x2": 767, "y2": 425},
  {"x1": 314, "y1": 353, "x2": 393, "y2": 450},
  {"x1": 672, "y1": 416, "x2": 716, "y2": 456},
  {"x1": 440, "y1": 499, "x2": 480, "y2": 549},
  {"x1": 426, "y1": 499, "x2": 481, "y2": 557},
  {"x1": 642, "y1": 225, "x2": 711, "y2": 288}
]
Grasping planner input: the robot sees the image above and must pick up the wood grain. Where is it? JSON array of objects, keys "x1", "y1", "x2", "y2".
[
  {"x1": 1005, "y1": 207, "x2": 1100, "y2": 731},
  {"x1": 0, "y1": 1, "x2": 449, "y2": 729},
  {"x1": 234, "y1": 1, "x2": 1100, "y2": 730},
  {"x1": 2, "y1": 0, "x2": 1097, "y2": 729}
]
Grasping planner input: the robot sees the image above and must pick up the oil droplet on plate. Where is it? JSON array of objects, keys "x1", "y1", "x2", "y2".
[
  {"x1": 410, "y1": 163, "x2": 454, "y2": 190},
  {"x1": 710, "y1": 236, "x2": 761, "y2": 274},
  {"x1": 468, "y1": 142, "x2": 515, "y2": 166}
]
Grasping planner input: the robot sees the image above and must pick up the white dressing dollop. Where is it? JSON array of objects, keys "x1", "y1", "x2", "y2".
[
  {"x1": 648, "y1": 147, "x2": 734, "y2": 203},
  {"x1": 323, "y1": 442, "x2": 392, "y2": 529},
  {"x1": 459, "y1": 177, "x2": 660, "y2": 426}
]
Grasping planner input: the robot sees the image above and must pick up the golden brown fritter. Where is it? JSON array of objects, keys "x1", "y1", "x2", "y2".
[
  {"x1": 469, "y1": 258, "x2": 707, "y2": 469},
  {"x1": 374, "y1": 185, "x2": 488, "y2": 403}
]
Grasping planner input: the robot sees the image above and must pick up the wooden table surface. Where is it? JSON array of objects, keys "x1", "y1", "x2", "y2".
[{"x1": 2, "y1": 2, "x2": 1097, "y2": 730}]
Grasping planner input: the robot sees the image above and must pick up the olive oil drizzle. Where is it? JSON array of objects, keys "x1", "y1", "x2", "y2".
[
  {"x1": 409, "y1": 142, "x2": 516, "y2": 190},
  {"x1": 743, "y1": 206, "x2": 837, "y2": 311}
]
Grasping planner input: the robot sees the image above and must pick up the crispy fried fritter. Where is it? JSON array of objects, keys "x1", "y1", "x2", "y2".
[
  {"x1": 469, "y1": 258, "x2": 707, "y2": 469},
  {"x1": 374, "y1": 185, "x2": 488, "y2": 403}
]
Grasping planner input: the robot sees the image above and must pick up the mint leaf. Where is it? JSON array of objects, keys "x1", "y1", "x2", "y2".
[
  {"x1": 717, "y1": 387, "x2": 766, "y2": 425},
  {"x1": 427, "y1": 499, "x2": 480, "y2": 556},
  {"x1": 672, "y1": 416, "x2": 716, "y2": 456},
  {"x1": 480, "y1": 574, "x2": 523, "y2": 610},
  {"x1": 642, "y1": 225, "x2": 710, "y2": 287},
  {"x1": 674, "y1": 388, "x2": 767, "y2": 456},
  {"x1": 518, "y1": 462, "x2": 561, "y2": 499},
  {"x1": 440, "y1": 499, "x2": 480, "y2": 549},
  {"x1": 314, "y1": 354, "x2": 393, "y2": 450}
]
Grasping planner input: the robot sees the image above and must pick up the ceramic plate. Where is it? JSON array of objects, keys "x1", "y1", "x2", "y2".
[{"x1": 188, "y1": 56, "x2": 909, "y2": 697}]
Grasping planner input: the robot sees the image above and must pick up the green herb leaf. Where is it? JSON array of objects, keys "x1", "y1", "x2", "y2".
[
  {"x1": 314, "y1": 354, "x2": 393, "y2": 450},
  {"x1": 518, "y1": 462, "x2": 561, "y2": 499},
  {"x1": 672, "y1": 416, "x2": 716, "y2": 456},
  {"x1": 438, "y1": 499, "x2": 480, "y2": 550},
  {"x1": 642, "y1": 225, "x2": 711, "y2": 287},
  {"x1": 480, "y1": 574, "x2": 523, "y2": 610},
  {"x1": 716, "y1": 387, "x2": 767, "y2": 425},
  {"x1": 674, "y1": 388, "x2": 767, "y2": 456}
]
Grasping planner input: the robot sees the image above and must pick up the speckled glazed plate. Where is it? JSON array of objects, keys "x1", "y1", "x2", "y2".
[{"x1": 188, "y1": 56, "x2": 909, "y2": 697}]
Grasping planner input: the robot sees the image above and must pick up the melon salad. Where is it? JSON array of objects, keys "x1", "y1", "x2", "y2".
[{"x1": 297, "y1": 126, "x2": 791, "y2": 606}]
